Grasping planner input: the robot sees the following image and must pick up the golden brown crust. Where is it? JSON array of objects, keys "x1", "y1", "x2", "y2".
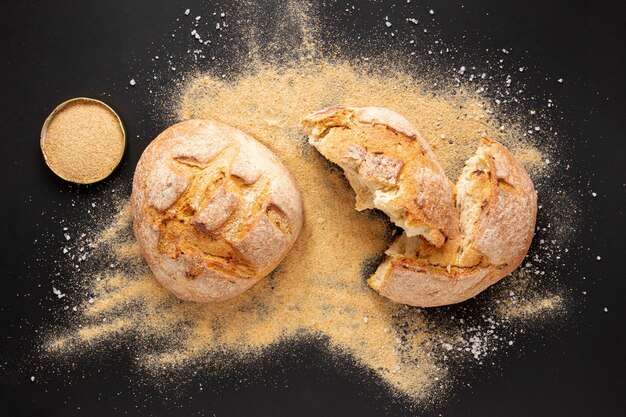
[
  {"x1": 302, "y1": 106, "x2": 457, "y2": 247},
  {"x1": 368, "y1": 137, "x2": 537, "y2": 307},
  {"x1": 131, "y1": 119, "x2": 303, "y2": 302}
]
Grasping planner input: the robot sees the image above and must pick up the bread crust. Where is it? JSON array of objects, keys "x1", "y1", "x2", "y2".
[
  {"x1": 302, "y1": 107, "x2": 537, "y2": 307},
  {"x1": 302, "y1": 106, "x2": 457, "y2": 247},
  {"x1": 131, "y1": 120, "x2": 303, "y2": 302}
]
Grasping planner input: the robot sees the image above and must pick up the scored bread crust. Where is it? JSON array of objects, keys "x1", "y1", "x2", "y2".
[
  {"x1": 302, "y1": 107, "x2": 537, "y2": 307},
  {"x1": 131, "y1": 119, "x2": 303, "y2": 302}
]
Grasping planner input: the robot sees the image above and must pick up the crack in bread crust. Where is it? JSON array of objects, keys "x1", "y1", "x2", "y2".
[
  {"x1": 302, "y1": 108, "x2": 537, "y2": 307},
  {"x1": 131, "y1": 119, "x2": 303, "y2": 303}
]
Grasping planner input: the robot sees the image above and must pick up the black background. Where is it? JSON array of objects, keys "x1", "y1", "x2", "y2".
[{"x1": 1, "y1": 1, "x2": 625, "y2": 416}]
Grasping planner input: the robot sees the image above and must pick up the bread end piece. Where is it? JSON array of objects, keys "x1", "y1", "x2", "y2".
[
  {"x1": 369, "y1": 137, "x2": 537, "y2": 307},
  {"x1": 302, "y1": 106, "x2": 457, "y2": 247}
]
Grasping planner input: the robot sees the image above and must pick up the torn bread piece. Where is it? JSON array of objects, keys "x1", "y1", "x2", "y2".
[
  {"x1": 302, "y1": 106, "x2": 457, "y2": 247},
  {"x1": 302, "y1": 107, "x2": 536, "y2": 306},
  {"x1": 131, "y1": 120, "x2": 303, "y2": 302},
  {"x1": 369, "y1": 138, "x2": 537, "y2": 307}
]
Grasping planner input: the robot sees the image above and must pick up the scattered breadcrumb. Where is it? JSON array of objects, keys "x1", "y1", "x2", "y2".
[{"x1": 42, "y1": 0, "x2": 576, "y2": 407}]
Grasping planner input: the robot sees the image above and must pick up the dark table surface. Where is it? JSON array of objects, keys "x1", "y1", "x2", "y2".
[{"x1": 1, "y1": 1, "x2": 624, "y2": 416}]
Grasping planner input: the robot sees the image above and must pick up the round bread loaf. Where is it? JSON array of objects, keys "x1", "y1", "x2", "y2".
[
  {"x1": 131, "y1": 119, "x2": 303, "y2": 302},
  {"x1": 302, "y1": 107, "x2": 537, "y2": 307}
]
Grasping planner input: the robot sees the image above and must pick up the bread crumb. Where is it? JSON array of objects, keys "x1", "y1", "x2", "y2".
[
  {"x1": 46, "y1": 60, "x2": 564, "y2": 402},
  {"x1": 41, "y1": 100, "x2": 125, "y2": 184},
  {"x1": 42, "y1": 0, "x2": 574, "y2": 405}
]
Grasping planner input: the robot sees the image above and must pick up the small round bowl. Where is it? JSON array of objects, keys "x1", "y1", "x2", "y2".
[{"x1": 40, "y1": 97, "x2": 126, "y2": 184}]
